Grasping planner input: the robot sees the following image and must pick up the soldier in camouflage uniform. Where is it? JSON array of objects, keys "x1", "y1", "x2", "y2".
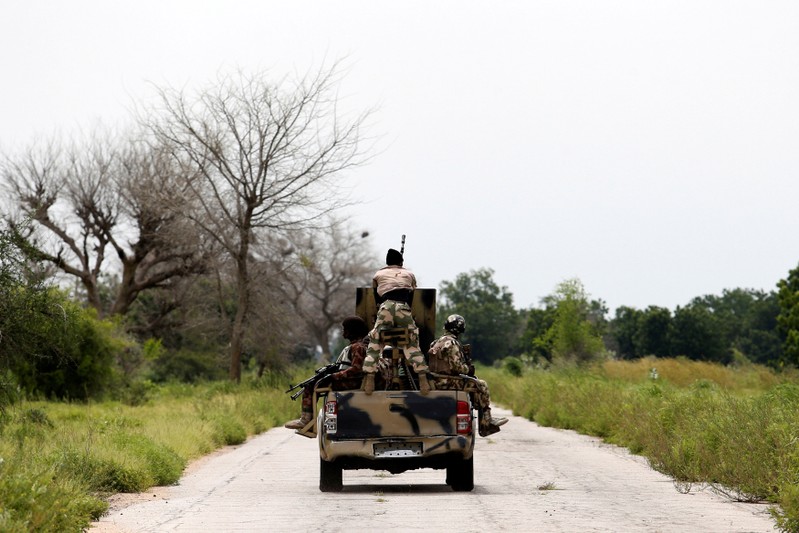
[
  {"x1": 361, "y1": 248, "x2": 431, "y2": 395},
  {"x1": 428, "y1": 314, "x2": 508, "y2": 437},
  {"x1": 285, "y1": 316, "x2": 374, "y2": 430}
]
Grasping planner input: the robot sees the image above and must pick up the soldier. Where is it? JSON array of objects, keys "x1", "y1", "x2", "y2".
[
  {"x1": 285, "y1": 316, "x2": 372, "y2": 430},
  {"x1": 361, "y1": 248, "x2": 431, "y2": 395},
  {"x1": 428, "y1": 314, "x2": 508, "y2": 437}
]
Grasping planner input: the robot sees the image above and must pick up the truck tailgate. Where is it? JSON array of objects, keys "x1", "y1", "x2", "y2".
[{"x1": 332, "y1": 390, "x2": 463, "y2": 439}]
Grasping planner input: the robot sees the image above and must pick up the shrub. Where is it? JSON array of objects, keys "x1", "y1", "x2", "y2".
[
  {"x1": 148, "y1": 349, "x2": 227, "y2": 383},
  {"x1": 503, "y1": 356, "x2": 524, "y2": 377}
]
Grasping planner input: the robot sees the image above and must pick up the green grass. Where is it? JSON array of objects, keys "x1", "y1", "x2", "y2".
[
  {"x1": 0, "y1": 372, "x2": 297, "y2": 532},
  {"x1": 8, "y1": 359, "x2": 796, "y2": 532},
  {"x1": 482, "y1": 358, "x2": 799, "y2": 532}
]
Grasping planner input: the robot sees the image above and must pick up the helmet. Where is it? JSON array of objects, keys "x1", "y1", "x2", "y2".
[{"x1": 444, "y1": 314, "x2": 465, "y2": 335}]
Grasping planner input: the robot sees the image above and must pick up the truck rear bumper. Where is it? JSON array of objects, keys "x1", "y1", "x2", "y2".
[{"x1": 320, "y1": 434, "x2": 473, "y2": 464}]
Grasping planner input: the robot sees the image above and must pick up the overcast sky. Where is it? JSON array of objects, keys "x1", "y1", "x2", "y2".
[{"x1": 2, "y1": 1, "x2": 798, "y2": 312}]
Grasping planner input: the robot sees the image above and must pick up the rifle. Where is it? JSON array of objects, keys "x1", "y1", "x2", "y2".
[
  {"x1": 285, "y1": 362, "x2": 350, "y2": 400},
  {"x1": 462, "y1": 344, "x2": 475, "y2": 377},
  {"x1": 400, "y1": 234, "x2": 405, "y2": 255}
]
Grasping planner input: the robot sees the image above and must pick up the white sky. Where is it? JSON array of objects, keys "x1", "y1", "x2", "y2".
[{"x1": 2, "y1": 1, "x2": 798, "y2": 312}]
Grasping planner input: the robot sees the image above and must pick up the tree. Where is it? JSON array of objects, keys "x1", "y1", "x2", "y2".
[
  {"x1": 671, "y1": 304, "x2": 727, "y2": 362},
  {"x1": 534, "y1": 278, "x2": 606, "y2": 365},
  {"x1": 777, "y1": 264, "x2": 799, "y2": 367},
  {"x1": 0, "y1": 130, "x2": 209, "y2": 318},
  {"x1": 609, "y1": 306, "x2": 643, "y2": 359},
  {"x1": 147, "y1": 65, "x2": 371, "y2": 381},
  {"x1": 689, "y1": 288, "x2": 782, "y2": 366},
  {"x1": 271, "y1": 219, "x2": 378, "y2": 361},
  {"x1": 438, "y1": 268, "x2": 521, "y2": 364},
  {"x1": 635, "y1": 306, "x2": 673, "y2": 357},
  {"x1": 517, "y1": 306, "x2": 556, "y2": 362}
]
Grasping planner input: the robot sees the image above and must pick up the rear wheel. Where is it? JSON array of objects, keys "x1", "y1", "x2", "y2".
[
  {"x1": 319, "y1": 458, "x2": 343, "y2": 492},
  {"x1": 447, "y1": 456, "x2": 474, "y2": 492}
]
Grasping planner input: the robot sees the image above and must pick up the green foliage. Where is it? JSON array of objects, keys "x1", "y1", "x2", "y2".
[
  {"x1": 635, "y1": 306, "x2": 673, "y2": 357},
  {"x1": 438, "y1": 268, "x2": 522, "y2": 364},
  {"x1": 10, "y1": 298, "x2": 121, "y2": 400},
  {"x1": 777, "y1": 264, "x2": 799, "y2": 367},
  {"x1": 671, "y1": 304, "x2": 728, "y2": 363},
  {"x1": 502, "y1": 356, "x2": 524, "y2": 377},
  {"x1": 0, "y1": 376, "x2": 296, "y2": 531},
  {"x1": 0, "y1": 455, "x2": 108, "y2": 532},
  {"x1": 609, "y1": 306, "x2": 642, "y2": 359},
  {"x1": 533, "y1": 278, "x2": 606, "y2": 365},
  {"x1": 611, "y1": 289, "x2": 783, "y2": 367},
  {"x1": 485, "y1": 360, "x2": 799, "y2": 531},
  {"x1": 0, "y1": 226, "x2": 126, "y2": 400},
  {"x1": 147, "y1": 348, "x2": 227, "y2": 383},
  {"x1": 516, "y1": 306, "x2": 556, "y2": 362}
]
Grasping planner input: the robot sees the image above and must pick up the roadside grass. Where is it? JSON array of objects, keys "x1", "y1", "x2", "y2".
[
  {"x1": 482, "y1": 358, "x2": 799, "y2": 532},
  {"x1": 0, "y1": 371, "x2": 297, "y2": 532},
  {"x1": 9, "y1": 358, "x2": 795, "y2": 531}
]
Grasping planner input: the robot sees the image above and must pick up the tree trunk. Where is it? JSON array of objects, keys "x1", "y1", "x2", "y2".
[{"x1": 229, "y1": 245, "x2": 250, "y2": 383}]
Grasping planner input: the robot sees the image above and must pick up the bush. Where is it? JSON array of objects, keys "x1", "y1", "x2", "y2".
[
  {"x1": 503, "y1": 356, "x2": 524, "y2": 377},
  {"x1": 7, "y1": 294, "x2": 121, "y2": 400},
  {"x1": 148, "y1": 349, "x2": 227, "y2": 383}
]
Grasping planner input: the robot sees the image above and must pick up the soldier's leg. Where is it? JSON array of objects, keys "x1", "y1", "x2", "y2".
[
  {"x1": 474, "y1": 378, "x2": 508, "y2": 436},
  {"x1": 363, "y1": 305, "x2": 393, "y2": 374},
  {"x1": 392, "y1": 306, "x2": 428, "y2": 374},
  {"x1": 285, "y1": 386, "x2": 314, "y2": 429}
]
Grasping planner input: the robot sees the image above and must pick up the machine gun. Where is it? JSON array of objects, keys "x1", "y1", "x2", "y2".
[{"x1": 285, "y1": 362, "x2": 350, "y2": 400}]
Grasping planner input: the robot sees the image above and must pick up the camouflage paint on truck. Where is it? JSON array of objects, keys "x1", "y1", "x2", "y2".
[{"x1": 317, "y1": 390, "x2": 475, "y2": 491}]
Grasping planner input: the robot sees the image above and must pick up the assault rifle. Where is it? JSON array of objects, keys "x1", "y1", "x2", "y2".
[
  {"x1": 285, "y1": 362, "x2": 350, "y2": 400},
  {"x1": 462, "y1": 344, "x2": 475, "y2": 377}
]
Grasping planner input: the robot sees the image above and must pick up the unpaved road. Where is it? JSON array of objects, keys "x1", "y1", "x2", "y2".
[{"x1": 92, "y1": 407, "x2": 775, "y2": 532}]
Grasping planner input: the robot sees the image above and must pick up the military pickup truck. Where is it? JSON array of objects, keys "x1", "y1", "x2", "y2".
[{"x1": 310, "y1": 287, "x2": 476, "y2": 492}]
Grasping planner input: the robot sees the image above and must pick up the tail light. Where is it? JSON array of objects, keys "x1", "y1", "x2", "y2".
[
  {"x1": 456, "y1": 400, "x2": 472, "y2": 434},
  {"x1": 324, "y1": 398, "x2": 338, "y2": 434}
]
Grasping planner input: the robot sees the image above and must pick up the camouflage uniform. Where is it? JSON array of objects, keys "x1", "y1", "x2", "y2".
[
  {"x1": 362, "y1": 265, "x2": 428, "y2": 375},
  {"x1": 428, "y1": 333, "x2": 499, "y2": 435},
  {"x1": 299, "y1": 338, "x2": 369, "y2": 419},
  {"x1": 427, "y1": 333, "x2": 491, "y2": 411}
]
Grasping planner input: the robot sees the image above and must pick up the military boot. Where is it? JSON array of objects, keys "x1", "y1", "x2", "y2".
[
  {"x1": 284, "y1": 413, "x2": 312, "y2": 430},
  {"x1": 478, "y1": 410, "x2": 508, "y2": 437}
]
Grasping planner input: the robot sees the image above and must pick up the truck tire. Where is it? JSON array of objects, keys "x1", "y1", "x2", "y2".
[
  {"x1": 320, "y1": 458, "x2": 343, "y2": 492},
  {"x1": 447, "y1": 457, "x2": 474, "y2": 492}
]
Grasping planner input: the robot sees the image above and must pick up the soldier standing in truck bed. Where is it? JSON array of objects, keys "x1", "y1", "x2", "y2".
[
  {"x1": 428, "y1": 314, "x2": 508, "y2": 437},
  {"x1": 361, "y1": 248, "x2": 431, "y2": 395}
]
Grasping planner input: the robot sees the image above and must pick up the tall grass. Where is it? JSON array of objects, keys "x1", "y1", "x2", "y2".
[
  {"x1": 482, "y1": 358, "x2": 799, "y2": 532},
  {"x1": 0, "y1": 372, "x2": 297, "y2": 532}
]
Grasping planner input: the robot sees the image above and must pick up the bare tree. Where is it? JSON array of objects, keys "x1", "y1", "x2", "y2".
[
  {"x1": 146, "y1": 64, "x2": 371, "y2": 381},
  {"x1": 270, "y1": 218, "x2": 378, "y2": 361},
  {"x1": 0, "y1": 129, "x2": 210, "y2": 318}
]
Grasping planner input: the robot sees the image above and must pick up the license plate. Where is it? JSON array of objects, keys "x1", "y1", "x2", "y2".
[{"x1": 373, "y1": 442, "x2": 423, "y2": 458}]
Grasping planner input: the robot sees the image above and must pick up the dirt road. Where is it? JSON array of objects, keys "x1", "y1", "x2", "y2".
[{"x1": 92, "y1": 406, "x2": 776, "y2": 532}]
